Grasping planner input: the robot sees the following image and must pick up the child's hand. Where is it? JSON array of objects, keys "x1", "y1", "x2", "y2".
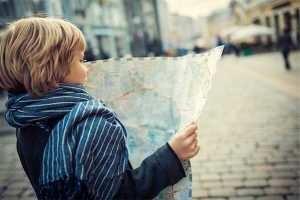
[{"x1": 168, "y1": 122, "x2": 199, "y2": 160}]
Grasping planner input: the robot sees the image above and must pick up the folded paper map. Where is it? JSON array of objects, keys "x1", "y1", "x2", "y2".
[{"x1": 86, "y1": 46, "x2": 224, "y2": 199}]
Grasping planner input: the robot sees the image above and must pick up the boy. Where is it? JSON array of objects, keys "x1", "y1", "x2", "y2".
[{"x1": 0, "y1": 17, "x2": 199, "y2": 199}]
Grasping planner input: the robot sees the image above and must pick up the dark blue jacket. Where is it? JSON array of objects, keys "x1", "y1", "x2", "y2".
[{"x1": 16, "y1": 118, "x2": 185, "y2": 200}]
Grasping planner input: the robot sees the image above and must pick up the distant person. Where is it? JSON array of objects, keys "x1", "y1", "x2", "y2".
[
  {"x1": 278, "y1": 28, "x2": 294, "y2": 70},
  {"x1": 229, "y1": 42, "x2": 240, "y2": 57},
  {"x1": 84, "y1": 48, "x2": 95, "y2": 61},
  {"x1": 0, "y1": 17, "x2": 199, "y2": 199},
  {"x1": 149, "y1": 38, "x2": 161, "y2": 56},
  {"x1": 216, "y1": 35, "x2": 225, "y2": 46},
  {"x1": 100, "y1": 50, "x2": 110, "y2": 59},
  {"x1": 193, "y1": 45, "x2": 202, "y2": 54}
]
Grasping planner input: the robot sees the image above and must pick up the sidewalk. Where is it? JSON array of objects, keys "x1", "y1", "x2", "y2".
[{"x1": 191, "y1": 51, "x2": 299, "y2": 200}]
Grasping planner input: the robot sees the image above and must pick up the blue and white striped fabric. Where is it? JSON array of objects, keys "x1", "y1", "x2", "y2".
[{"x1": 5, "y1": 84, "x2": 128, "y2": 199}]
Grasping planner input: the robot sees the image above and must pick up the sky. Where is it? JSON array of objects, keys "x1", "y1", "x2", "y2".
[{"x1": 165, "y1": 0, "x2": 231, "y2": 19}]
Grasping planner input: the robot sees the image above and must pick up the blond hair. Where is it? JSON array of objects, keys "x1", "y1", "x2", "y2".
[{"x1": 0, "y1": 17, "x2": 86, "y2": 97}]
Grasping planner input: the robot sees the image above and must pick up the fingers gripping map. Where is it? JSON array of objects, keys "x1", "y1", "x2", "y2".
[{"x1": 86, "y1": 46, "x2": 224, "y2": 199}]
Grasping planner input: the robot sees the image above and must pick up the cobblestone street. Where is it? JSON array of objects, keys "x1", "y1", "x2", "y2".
[
  {"x1": 0, "y1": 51, "x2": 299, "y2": 200},
  {"x1": 192, "y1": 51, "x2": 299, "y2": 200}
]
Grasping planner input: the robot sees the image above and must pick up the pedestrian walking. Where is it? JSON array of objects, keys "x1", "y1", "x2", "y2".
[
  {"x1": 84, "y1": 48, "x2": 96, "y2": 62},
  {"x1": 277, "y1": 28, "x2": 294, "y2": 70},
  {"x1": 0, "y1": 17, "x2": 200, "y2": 199}
]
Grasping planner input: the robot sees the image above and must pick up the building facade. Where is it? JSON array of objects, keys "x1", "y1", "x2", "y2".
[
  {"x1": 0, "y1": 0, "x2": 131, "y2": 59},
  {"x1": 123, "y1": 0, "x2": 167, "y2": 57},
  {"x1": 1, "y1": 0, "x2": 197, "y2": 57},
  {"x1": 0, "y1": 0, "x2": 63, "y2": 30},
  {"x1": 229, "y1": 0, "x2": 300, "y2": 46},
  {"x1": 61, "y1": 0, "x2": 130, "y2": 58},
  {"x1": 247, "y1": 0, "x2": 300, "y2": 46},
  {"x1": 169, "y1": 13, "x2": 195, "y2": 49},
  {"x1": 204, "y1": 8, "x2": 234, "y2": 47}
]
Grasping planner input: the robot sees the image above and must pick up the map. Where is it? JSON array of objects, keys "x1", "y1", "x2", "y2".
[{"x1": 85, "y1": 46, "x2": 224, "y2": 199}]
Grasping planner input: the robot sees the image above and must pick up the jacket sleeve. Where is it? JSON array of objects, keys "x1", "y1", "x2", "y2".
[{"x1": 114, "y1": 143, "x2": 186, "y2": 200}]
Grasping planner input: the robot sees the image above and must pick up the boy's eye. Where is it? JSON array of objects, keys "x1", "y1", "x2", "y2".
[{"x1": 80, "y1": 59, "x2": 87, "y2": 63}]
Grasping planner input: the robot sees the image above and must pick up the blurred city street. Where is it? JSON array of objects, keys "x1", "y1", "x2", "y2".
[
  {"x1": 0, "y1": 50, "x2": 299, "y2": 199},
  {"x1": 191, "y1": 50, "x2": 300, "y2": 200}
]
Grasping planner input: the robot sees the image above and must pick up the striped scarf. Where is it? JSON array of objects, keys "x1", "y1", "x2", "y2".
[{"x1": 5, "y1": 84, "x2": 128, "y2": 199}]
